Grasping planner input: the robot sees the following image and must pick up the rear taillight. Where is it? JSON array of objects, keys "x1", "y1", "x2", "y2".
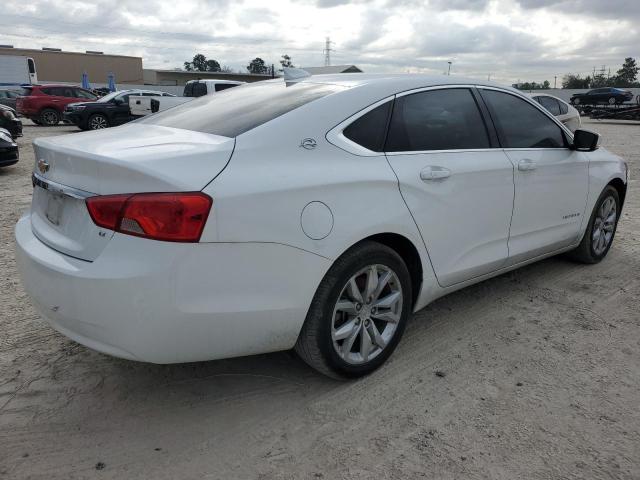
[{"x1": 86, "y1": 192, "x2": 212, "y2": 242}]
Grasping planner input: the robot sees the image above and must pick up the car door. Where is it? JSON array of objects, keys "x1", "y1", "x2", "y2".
[
  {"x1": 384, "y1": 87, "x2": 515, "y2": 287},
  {"x1": 478, "y1": 88, "x2": 589, "y2": 264},
  {"x1": 110, "y1": 93, "x2": 133, "y2": 125}
]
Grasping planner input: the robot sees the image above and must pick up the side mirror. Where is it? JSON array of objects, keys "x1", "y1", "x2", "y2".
[{"x1": 572, "y1": 129, "x2": 600, "y2": 152}]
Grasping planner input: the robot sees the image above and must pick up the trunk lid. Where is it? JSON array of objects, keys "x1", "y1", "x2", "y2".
[{"x1": 30, "y1": 124, "x2": 234, "y2": 261}]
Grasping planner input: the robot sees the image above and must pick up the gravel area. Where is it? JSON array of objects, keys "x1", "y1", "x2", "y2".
[{"x1": 1, "y1": 119, "x2": 639, "y2": 479}]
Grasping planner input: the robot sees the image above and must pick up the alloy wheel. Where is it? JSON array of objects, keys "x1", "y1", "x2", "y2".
[
  {"x1": 42, "y1": 111, "x2": 58, "y2": 125},
  {"x1": 331, "y1": 264, "x2": 403, "y2": 365},
  {"x1": 592, "y1": 195, "x2": 617, "y2": 256},
  {"x1": 90, "y1": 115, "x2": 108, "y2": 129}
]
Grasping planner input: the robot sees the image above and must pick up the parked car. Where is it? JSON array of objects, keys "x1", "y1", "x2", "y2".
[
  {"x1": 0, "y1": 89, "x2": 21, "y2": 110},
  {"x1": 570, "y1": 87, "x2": 634, "y2": 105},
  {"x1": 0, "y1": 127, "x2": 18, "y2": 167},
  {"x1": 64, "y1": 89, "x2": 176, "y2": 130},
  {"x1": 16, "y1": 84, "x2": 98, "y2": 126},
  {"x1": 529, "y1": 93, "x2": 581, "y2": 132},
  {"x1": 0, "y1": 104, "x2": 23, "y2": 138},
  {"x1": 16, "y1": 74, "x2": 628, "y2": 379}
]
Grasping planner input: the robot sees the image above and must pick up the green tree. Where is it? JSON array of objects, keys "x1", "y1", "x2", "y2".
[
  {"x1": 247, "y1": 57, "x2": 268, "y2": 74},
  {"x1": 183, "y1": 54, "x2": 221, "y2": 72},
  {"x1": 192, "y1": 54, "x2": 207, "y2": 71},
  {"x1": 205, "y1": 59, "x2": 221, "y2": 72},
  {"x1": 614, "y1": 57, "x2": 639, "y2": 87},
  {"x1": 279, "y1": 54, "x2": 294, "y2": 71},
  {"x1": 562, "y1": 74, "x2": 591, "y2": 89}
]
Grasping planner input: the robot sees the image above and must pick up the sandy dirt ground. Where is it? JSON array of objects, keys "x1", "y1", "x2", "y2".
[{"x1": 1, "y1": 119, "x2": 639, "y2": 480}]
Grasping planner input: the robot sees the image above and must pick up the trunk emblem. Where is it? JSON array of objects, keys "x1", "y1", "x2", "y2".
[{"x1": 37, "y1": 159, "x2": 50, "y2": 174}]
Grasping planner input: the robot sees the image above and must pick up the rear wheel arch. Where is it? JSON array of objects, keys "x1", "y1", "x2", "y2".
[{"x1": 338, "y1": 233, "x2": 423, "y2": 308}]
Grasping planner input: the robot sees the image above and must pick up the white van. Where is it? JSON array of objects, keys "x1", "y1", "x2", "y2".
[
  {"x1": 129, "y1": 79, "x2": 245, "y2": 117},
  {"x1": 0, "y1": 56, "x2": 38, "y2": 85}
]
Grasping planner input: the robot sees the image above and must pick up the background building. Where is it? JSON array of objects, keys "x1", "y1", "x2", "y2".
[{"x1": 0, "y1": 46, "x2": 143, "y2": 84}]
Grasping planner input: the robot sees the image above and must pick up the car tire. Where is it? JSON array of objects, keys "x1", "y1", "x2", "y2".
[
  {"x1": 573, "y1": 98, "x2": 580, "y2": 105},
  {"x1": 39, "y1": 108, "x2": 60, "y2": 126},
  {"x1": 88, "y1": 113, "x2": 109, "y2": 130},
  {"x1": 608, "y1": 97, "x2": 616, "y2": 105},
  {"x1": 295, "y1": 241, "x2": 412, "y2": 379},
  {"x1": 568, "y1": 186, "x2": 620, "y2": 264},
  {"x1": 32, "y1": 118, "x2": 42, "y2": 125}
]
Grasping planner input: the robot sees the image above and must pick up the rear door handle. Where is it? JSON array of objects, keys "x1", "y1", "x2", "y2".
[
  {"x1": 420, "y1": 166, "x2": 451, "y2": 181},
  {"x1": 518, "y1": 159, "x2": 537, "y2": 171}
]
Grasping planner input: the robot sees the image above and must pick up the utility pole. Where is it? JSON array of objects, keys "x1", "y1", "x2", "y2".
[
  {"x1": 554, "y1": 75, "x2": 557, "y2": 89},
  {"x1": 323, "y1": 37, "x2": 334, "y2": 67},
  {"x1": 447, "y1": 61, "x2": 452, "y2": 76},
  {"x1": 488, "y1": 73, "x2": 491, "y2": 81}
]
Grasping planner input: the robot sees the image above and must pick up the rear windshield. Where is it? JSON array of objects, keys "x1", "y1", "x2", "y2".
[{"x1": 141, "y1": 81, "x2": 346, "y2": 137}]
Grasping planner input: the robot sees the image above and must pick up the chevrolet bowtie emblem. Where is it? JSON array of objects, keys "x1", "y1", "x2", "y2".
[{"x1": 37, "y1": 159, "x2": 50, "y2": 174}]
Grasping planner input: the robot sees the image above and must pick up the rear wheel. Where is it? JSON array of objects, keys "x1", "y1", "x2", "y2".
[
  {"x1": 88, "y1": 113, "x2": 109, "y2": 130},
  {"x1": 295, "y1": 241, "x2": 412, "y2": 379},
  {"x1": 39, "y1": 108, "x2": 60, "y2": 126},
  {"x1": 568, "y1": 186, "x2": 620, "y2": 264}
]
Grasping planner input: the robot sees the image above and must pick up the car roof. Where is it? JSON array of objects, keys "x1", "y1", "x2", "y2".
[{"x1": 281, "y1": 73, "x2": 520, "y2": 97}]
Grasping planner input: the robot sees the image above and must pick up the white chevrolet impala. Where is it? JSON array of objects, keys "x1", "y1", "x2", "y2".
[{"x1": 16, "y1": 73, "x2": 628, "y2": 378}]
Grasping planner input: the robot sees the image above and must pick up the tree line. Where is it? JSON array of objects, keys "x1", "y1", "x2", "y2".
[
  {"x1": 183, "y1": 53, "x2": 295, "y2": 75},
  {"x1": 562, "y1": 58, "x2": 639, "y2": 88},
  {"x1": 513, "y1": 58, "x2": 639, "y2": 91}
]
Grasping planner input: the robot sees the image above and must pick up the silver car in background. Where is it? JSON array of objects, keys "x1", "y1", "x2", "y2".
[{"x1": 529, "y1": 93, "x2": 581, "y2": 132}]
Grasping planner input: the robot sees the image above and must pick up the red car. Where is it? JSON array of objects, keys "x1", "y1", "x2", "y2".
[{"x1": 16, "y1": 85, "x2": 98, "y2": 126}]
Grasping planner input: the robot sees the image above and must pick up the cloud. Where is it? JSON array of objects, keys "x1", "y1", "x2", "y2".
[{"x1": 0, "y1": 0, "x2": 636, "y2": 83}]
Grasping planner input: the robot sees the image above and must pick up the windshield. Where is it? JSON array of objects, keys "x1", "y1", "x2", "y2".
[{"x1": 140, "y1": 80, "x2": 346, "y2": 137}]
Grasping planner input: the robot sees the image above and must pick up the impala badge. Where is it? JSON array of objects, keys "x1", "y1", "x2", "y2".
[{"x1": 37, "y1": 159, "x2": 50, "y2": 174}]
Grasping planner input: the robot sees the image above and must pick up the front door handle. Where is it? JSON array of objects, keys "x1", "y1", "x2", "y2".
[
  {"x1": 420, "y1": 166, "x2": 451, "y2": 181},
  {"x1": 518, "y1": 159, "x2": 537, "y2": 171}
]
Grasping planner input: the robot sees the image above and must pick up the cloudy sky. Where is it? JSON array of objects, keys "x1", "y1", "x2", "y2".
[{"x1": 1, "y1": 0, "x2": 638, "y2": 84}]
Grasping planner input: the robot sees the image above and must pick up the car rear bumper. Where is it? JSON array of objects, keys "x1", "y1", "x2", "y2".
[{"x1": 15, "y1": 214, "x2": 330, "y2": 363}]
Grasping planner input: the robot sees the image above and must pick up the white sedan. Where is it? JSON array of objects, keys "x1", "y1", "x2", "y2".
[
  {"x1": 16, "y1": 73, "x2": 628, "y2": 378},
  {"x1": 529, "y1": 93, "x2": 582, "y2": 132}
]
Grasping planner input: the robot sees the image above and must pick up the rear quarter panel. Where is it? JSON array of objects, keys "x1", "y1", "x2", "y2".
[{"x1": 200, "y1": 91, "x2": 438, "y2": 309}]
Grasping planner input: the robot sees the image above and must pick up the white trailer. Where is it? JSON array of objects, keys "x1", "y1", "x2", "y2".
[
  {"x1": 129, "y1": 79, "x2": 244, "y2": 117},
  {"x1": 0, "y1": 56, "x2": 38, "y2": 86}
]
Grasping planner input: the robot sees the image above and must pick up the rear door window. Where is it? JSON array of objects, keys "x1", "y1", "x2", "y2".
[
  {"x1": 480, "y1": 89, "x2": 566, "y2": 148},
  {"x1": 385, "y1": 88, "x2": 490, "y2": 151},
  {"x1": 343, "y1": 101, "x2": 392, "y2": 152},
  {"x1": 140, "y1": 81, "x2": 345, "y2": 137}
]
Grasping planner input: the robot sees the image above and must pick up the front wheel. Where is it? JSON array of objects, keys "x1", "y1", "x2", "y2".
[
  {"x1": 295, "y1": 241, "x2": 412, "y2": 379},
  {"x1": 573, "y1": 98, "x2": 580, "y2": 105},
  {"x1": 568, "y1": 186, "x2": 620, "y2": 264},
  {"x1": 608, "y1": 97, "x2": 617, "y2": 105}
]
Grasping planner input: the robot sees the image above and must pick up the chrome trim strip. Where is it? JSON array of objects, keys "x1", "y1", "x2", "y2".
[{"x1": 32, "y1": 172, "x2": 95, "y2": 200}]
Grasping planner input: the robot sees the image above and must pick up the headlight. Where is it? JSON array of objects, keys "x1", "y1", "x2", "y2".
[
  {"x1": 0, "y1": 131, "x2": 12, "y2": 142},
  {"x1": 1, "y1": 110, "x2": 15, "y2": 120}
]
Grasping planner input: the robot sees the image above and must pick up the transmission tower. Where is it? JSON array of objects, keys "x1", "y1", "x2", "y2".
[{"x1": 323, "y1": 37, "x2": 334, "y2": 66}]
